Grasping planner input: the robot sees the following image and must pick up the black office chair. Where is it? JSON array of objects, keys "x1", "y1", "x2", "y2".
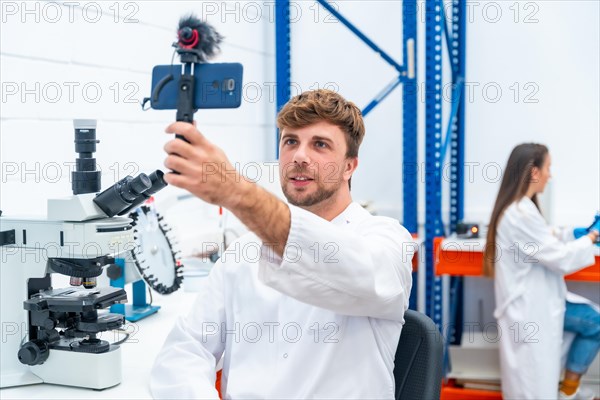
[{"x1": 393, "y1": 310, "x2": 444, "y2": 400}]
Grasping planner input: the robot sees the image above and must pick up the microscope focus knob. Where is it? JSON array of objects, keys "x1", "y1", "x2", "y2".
[
  {"x1": 106, "y1": 264, "x2": 122, "y2": 280},
  {"x1": 18, "y1": 340, "x2": 49, "y2": 366}
]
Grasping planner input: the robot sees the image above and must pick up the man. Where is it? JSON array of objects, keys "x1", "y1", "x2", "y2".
[{"x1": 150, "y1": 89, "x2": 414, "y2": 399}]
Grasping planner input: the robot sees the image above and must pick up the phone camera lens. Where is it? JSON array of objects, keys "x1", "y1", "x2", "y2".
[{"x1": 223, "y1": 79, "x2": 235, "y2": 92}]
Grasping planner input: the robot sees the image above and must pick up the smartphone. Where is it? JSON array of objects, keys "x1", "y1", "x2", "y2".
[{"x1": 150, "y1": 63, "x2": 243, "y2": 110}]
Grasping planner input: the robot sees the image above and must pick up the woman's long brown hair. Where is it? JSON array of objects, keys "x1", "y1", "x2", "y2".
[{"x1": 483, "y1": 143, "x2": 549, "y2": 277}]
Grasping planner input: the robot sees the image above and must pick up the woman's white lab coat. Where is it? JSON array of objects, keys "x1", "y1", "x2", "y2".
[{"x1": 493, "y1": 197, "x2": 595, "y2": 399}]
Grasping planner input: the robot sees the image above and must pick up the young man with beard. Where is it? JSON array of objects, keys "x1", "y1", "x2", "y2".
[{"x1": 150, "y1": 89, "x2": 415, "y2": 399}]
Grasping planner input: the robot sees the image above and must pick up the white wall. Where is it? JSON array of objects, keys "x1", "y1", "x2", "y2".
[
  {"x1": 290, "y1": 0, "x2": 599, "y2": 227},
  {"x1": 0, "y1": 0, "x2": 276, "y2": 230},
  {"x1": 463, "y1": 0, "x2": 600, "y2": 227},
  {"x1": 2, "y1": 0, "x2": 598, "y2": 231}
]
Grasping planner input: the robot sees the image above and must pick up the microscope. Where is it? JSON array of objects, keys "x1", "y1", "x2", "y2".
[{"x1": 0, "y1": 119, "x2": 167, "y2": 389}]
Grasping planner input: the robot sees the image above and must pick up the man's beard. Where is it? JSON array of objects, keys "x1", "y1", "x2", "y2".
[
  {"x1": 281, "y1": 163, "x2": 346, "y2": 207},
  {"x1": 282, "y1": 182, "x2": 339, "y2": 207}
]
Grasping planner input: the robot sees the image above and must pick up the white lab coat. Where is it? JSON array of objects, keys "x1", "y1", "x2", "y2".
[
  {"x1": 493, "y1": 197, "x2": 596, "y2": 399},
  {"x1": 150, "y1": 202, "x2": 414, "y2": 399}
]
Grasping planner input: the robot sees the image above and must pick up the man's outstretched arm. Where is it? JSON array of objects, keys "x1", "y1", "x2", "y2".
[{"x1": 163, "y1": 122, "x2": 290, "y2": 256}]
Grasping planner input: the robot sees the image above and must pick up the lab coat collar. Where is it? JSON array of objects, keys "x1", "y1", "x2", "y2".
[
  {"x1": 516, "y1": 196, "x2": 538, "y2": 210},
  {"x1": 330, "y1": 202, "x2": 369, "y2": 226}
]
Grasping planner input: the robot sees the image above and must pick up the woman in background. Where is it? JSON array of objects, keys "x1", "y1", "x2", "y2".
[{"x1": 484, "y1": 143, "x2": 600, "y2": 399}]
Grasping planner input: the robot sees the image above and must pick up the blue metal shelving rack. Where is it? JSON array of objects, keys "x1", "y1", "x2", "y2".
[
  {"x1": 424, "y1": 0, "x2": 466, "y2": 332},
  {"x1": 275, "y1": 1, "x2": 466, "y2": 321},
  {"x1": 424, "y1": 0, "x2": 444, "y2": 327},
  {"x1": 448, "y1": 0, "x2": 467, "y2": 346},
  {"x1": 402, "y1": 2, "x2": 419, "y2": 310},
  {"x1": 275, "y1": 0, "x2": 291, "y2": 159},
  {"x1": 403, "y1": 2, "x2": 418, "y2": 235}
]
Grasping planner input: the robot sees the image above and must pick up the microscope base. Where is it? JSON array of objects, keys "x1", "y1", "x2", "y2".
[
  {"x1": 31, "y1": 346, "x2": 122, "y2": 389},
  {"x1": 1, "y1": 370, "x2": 43, "y2": 388}
]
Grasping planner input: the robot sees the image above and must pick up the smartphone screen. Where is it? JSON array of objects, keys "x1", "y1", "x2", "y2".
[{"x1": 150, "y1": 63, "x2": 243, "y2": 110}]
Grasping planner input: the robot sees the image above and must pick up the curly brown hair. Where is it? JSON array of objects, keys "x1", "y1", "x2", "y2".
[{"x1": 276, "y1": 89, "x2": 365, "y2": 158}]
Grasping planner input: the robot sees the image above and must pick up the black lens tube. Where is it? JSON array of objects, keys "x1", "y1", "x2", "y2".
[
  {"x1": 93, "y1": 173, "x2": 152, "y2": 217},
  {"x1": 146, "y1": 170, "x2": 169, "y2": 195},
  {"x1": 72, "y1": 119, "x2": 101, "y2": 195},
  {"x1": 118, "y1": 170, "x2": 169, "y2": 216}
]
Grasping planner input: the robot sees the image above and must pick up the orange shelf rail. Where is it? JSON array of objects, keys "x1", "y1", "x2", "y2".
[
  {"x1": 434, "y1": 237, "x2": 600, "y2": 282},
  {"x1": 441, "y1": 381, "x2": 502, "y2": 400},
  {"x1": 565, "y1": 257, "x2": 600, "y2": 281}
]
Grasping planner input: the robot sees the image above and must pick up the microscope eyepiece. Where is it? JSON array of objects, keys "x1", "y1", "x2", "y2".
[
  {"x1": 145, "y1": 170, "x2": 168, "y2": 196},
  {"x1": 72, "y1": 119, "x2": 101, "y2": 195},
  {"x1": 93, "y1": 173, "x2": 152, "y2": 217},
  {"x1": 117, "y1": 170, "x2": 168, "y2": 216},
  {"x1": 123, "y1": 174, "x2": 152, "y2": 201}
]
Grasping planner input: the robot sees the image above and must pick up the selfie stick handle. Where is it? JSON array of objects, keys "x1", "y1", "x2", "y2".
[
  {"x1": 172, "y1": 63, "x2": 196, "y2": 175},
  {"x1": 176, "y1": 63, "x2": 196, "y2": 142}
]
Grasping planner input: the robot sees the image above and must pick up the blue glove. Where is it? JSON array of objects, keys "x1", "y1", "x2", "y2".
[
  {"x1": 575, "y1": 214, "x2": 600, "y2": 246},
  {"x1": 588, "y1": 214, "x2": 600, "y2": 234}
]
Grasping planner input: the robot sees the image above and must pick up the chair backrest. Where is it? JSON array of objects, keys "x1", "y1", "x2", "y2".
[{"x1": 394, "y1": 310, "x2": 444, "y2": 400}]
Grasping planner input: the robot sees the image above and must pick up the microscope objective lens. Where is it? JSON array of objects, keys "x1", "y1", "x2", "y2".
[
  {"x1": 70, "y1": 277, "x2": 83, "y2": 286},
  {"x1": 82, "y1": 277, "x2": 97, "y2": 289}
]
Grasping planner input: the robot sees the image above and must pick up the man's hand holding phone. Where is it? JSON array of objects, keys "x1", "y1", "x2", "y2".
[{"x1": 163, "y1": 122, "x2": 251, "y2": 210}]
